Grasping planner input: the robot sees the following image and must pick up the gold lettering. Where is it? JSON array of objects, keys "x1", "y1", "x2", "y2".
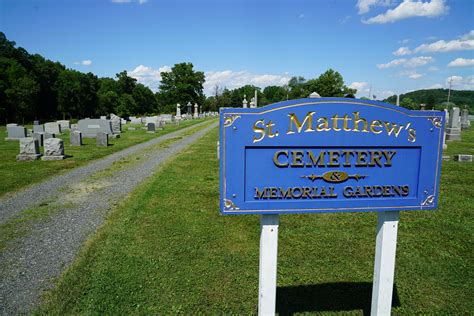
[
  {"x1": 291, "y1": 187, "x2": 303, "y2": 198},
  {"x1": 253, "y1": 120, "x2": 266, "y2": 143},
  {"x1": 303, "y1": 187, "x2": 312, "y2": 198},
  {"x1": 408, "y1": 128, "x2": 416, "y2": 142},
  {"x1": 291, "y1": 151, "x2": 305, "y2": 167},
  {"x1": 341, "y1": 150, "x2": 354, "y2": 167},
  {"x1": 343, "y1": 186, "x2": 353, "y2": 197},
  {"x1": 369, "y1": 151, "x2": 383, "y2": 167},
  {"x1": 328, "y1": 151, "x2": 340, "y2": 167},
  {"x1": 384, "y1": 122, "x2": 404, "y2": 137},
  {"x1": 316, "y1": 117, "x2": 330, "y2": 131},
  {"x1": 331, "y1": 115, "x2": 343, "y2": 131},
  {"x1": 342, "y1": 114, "x2": 352, "y2": 131},
  {"x1": 356, "y1": 151, "x2": 368, "y2": 166},
  {"x1": 269, "y1": 187, "x2": 278, "y2": 199},
  {"x1": 278, "y1": 187, "x2": 292, "y2": 199},
  {"x1": 370, "y1": 120, "x2": 383, "y2": 134},
  {"x1": 382, "y1": 151, "x2": 396, "y2": 167},
  {"x1": 352, "y1": 112, "x2": 369, "y2": 132},
  {"x1": 267, "y1": 120, "x2": 279, "y2": 138},
  {"x1": 273, "y1": 150, "x2": 289, "y2": 168},
  {"x1": 254, "y1": 187, "x2": 267, "y2": 199},
  {"x1": 307, "y1": 151, "x2": 325, "y2": 167},
  {"x1": 287, "y1": 112, "x2": 315, "y2": 135}
]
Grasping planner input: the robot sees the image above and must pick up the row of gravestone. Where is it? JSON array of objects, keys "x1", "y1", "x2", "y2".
[{"x1": 7, "y1": 115, "x2": 124, "y2": 161}]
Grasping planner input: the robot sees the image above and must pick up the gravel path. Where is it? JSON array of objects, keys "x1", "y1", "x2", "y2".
[{"x1": 0, "y1": 120, "x2": 218, "y2": 314}]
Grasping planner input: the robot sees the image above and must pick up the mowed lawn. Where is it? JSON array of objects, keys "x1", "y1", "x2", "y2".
[
  {"x1": 0, "y1": 119, "x2": 206, "y2": 198},
  {"x1": 38, "y1": 127, "x2": 473, "y2": 314}
]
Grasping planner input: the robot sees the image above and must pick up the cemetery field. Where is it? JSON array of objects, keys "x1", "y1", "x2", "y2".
[
  {"x1": 0, "y1": 119, "x2": 208, "y2": 198},
  {"x1": 38, "y1": 127, "x2": 473, "y2": 314}
]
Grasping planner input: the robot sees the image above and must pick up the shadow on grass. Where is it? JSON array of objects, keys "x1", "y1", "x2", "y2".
[{"x1": 276, "y1": 282, "x2": 400, "y2": 315}]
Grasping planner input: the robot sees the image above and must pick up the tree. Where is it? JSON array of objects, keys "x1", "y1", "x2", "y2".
[
  {"x1": 288, "y1": 76, "x2": 307, "y2": 99},
  {"x1": 400, "y1": 97, "x2": 417, "y2": 110},
  {"x1": 116, "y1": 71, "x2": 136, "y2": 95},
  {"x1": 158, "y1": 62, "x2": 205, "y2": 109},
  {"x1": 263, "y1": 85, "x2": 287, "y2": 104},
  {"x1": 133, "y1": 83, "x2": 156, "y2": 114},
  {"x1": 309, "y1": 69, "x2": 356, "y2": 97}
]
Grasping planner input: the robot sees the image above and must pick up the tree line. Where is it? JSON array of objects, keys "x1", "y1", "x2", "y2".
[{"x1": 1, "y1": 32, "x2": 358, "y2": 123}]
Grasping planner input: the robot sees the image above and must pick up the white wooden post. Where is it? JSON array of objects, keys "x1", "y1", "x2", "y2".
[
  {"x1": 371, "y1": 211, "x2": 400, "y2": 316},
  {"x1": 258, "y1": 214, "x2": 279, "y2": 315}
]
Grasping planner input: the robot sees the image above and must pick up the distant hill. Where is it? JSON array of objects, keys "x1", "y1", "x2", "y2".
[{"x1": 384, "y1": 89, "x2": 474, "y2": 113}]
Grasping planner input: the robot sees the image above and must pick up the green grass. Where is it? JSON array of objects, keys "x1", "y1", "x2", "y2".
[
  {"x1": 38, "y1": 127, "x2": 473, "y2": 314},
  {"x1": 0, "y1": 119, "x2": 210, "y2": 198}
]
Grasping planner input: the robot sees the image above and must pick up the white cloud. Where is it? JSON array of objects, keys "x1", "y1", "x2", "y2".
[
  {"x1": 426, "y1": 83, "x2": 443, "y2": 89},
  {"x1": 415, "y1": 30, "x2": 474, "y2": 53},
  {"x1": 400, "y1": 70, "x2": 424, "y2": 79},
  {"x1": 74, "y1": 60, "x2": 92, "y2": 66},
  {"x1": 128, "y1": 65, "x2": 171, "y2": 91},
  {"x1": 349, "y1": 81, "x2": 370, "y2": 93},
  {"x1": 377, "y1": 56, "x2": 434, "y2": 69},
  {"x1": 446, "y1": 75, "x2": 474, "y2": 90},
  {"x1": 204, "y1": 70, "x2": 291, "y2": 95},
  {"x1": 448, "y1": 58, "x2": 474, "y2": 67},
  {"x1": 393, "y1": 46, "x2": 412, "y2": 56},
  {"x1": 363, "y1": 0, "x2": 449, "y2": 24},
  {"x1": 356, "y1": 0, "x2": 394, "y2": 14}
]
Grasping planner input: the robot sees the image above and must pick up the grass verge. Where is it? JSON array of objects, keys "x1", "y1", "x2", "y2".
[{"x1": 38, "y1": 127, "x2": 473, "y2": 314}]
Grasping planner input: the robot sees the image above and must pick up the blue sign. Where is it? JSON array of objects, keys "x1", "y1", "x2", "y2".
[{"x1": 219, "y1": 98, "x2": 445, "y2": 215}]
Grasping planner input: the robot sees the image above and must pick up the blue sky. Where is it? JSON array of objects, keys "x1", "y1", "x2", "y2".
[{"x1": 1, "y1": 0, "x2": 473, "y2": 98}]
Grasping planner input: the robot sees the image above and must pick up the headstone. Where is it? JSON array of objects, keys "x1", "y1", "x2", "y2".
[
  {"x1": 57, "y1": 120, "x2": 70, "y2": 130},
  {"x1": 100, "y1": 116, "x2": 107, "y2": 120},
  {"x1": 96, "y1": 132, "x2": 108, "y2": 147},
  {"x1": 77, "y1": 118, "x2": 113, "y2": 138},
  {"x1": 442, "y1": 132, "x2": 447, "y2": 150},
  {"x1": 243, "y1": 95, "x2": 248, "y2": 108},
  {"x1": 44, "y1": 122, "x2": 61, "y2": 135},
  {"x1": 16, "y1": 137, "x2": 41, "y2": 161},
  {"x1": 147, "y1": 123, "x2": 156, "y2": 133},
  {"x1": 42, "y1": 138, "x2": 66, "y2": 160},
  {"x1": 460, "y1": 108, "x2": 470, "y2": 130},
  {"x1": 419, "y1": 104, "x2": 426, "y2": 111},
  {"x1": 44, "y1": 133, "x2": 55, "y2": 139},
  {"x1": 194, "y1": 103, "x2": 199, "y2": 118},
  {"x1": 6, "y1": 125, "x2": 27, "y2": 140},
  {"x1": 446, "y1": 107, "x2": 461, "y2": 141},
  {"x1": 309, "y1": 92, "x2": 321, "y2": 98},
  {"x1": 110, "y1": 113, "x2": 122, "y2": 134},
  {"x1": 6, "y1": 123, "x2": 17, "y2": 127},
  {"x1": 454, "y1": 154, "x2": 473, "y2": 162},
  {"x1": 71, "y1": 123, "x2": 78, "y2": 131},
  {"x1": 33, "y1": 124, "x2": 45, "y2": 133},
  {"x1": 70, "y1": 131, "x2": 82, "y2": 146},
  {"x1": 33, "y1": 132, "x2": 44, "y2": 147},
  {"x1": 187, "y1": 102, "x2": 192, "y2": 115},
  {"x1": 33, "y1": 120, "x2": 39, "y2": 125},
  {"x1": 160, "y1": 114, "x2": 173, "y2": 124},
  {"x1": 129, "y1": 116, "x2": 142, "y2": 124},
  {"x1": 176, "y1": 103, "x2": 182, "y2": 119},
  {"x1": 121, "y1": 118, "x2": 127, "y2": 125}
]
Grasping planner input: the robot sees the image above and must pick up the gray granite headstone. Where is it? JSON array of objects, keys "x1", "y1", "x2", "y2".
[
  {"x1": 147, "y1": 123, "x2": 155, "y2": 133},
  {"x1": 44, "y1": 132, "x2": 55, "y2": 139},
  {"x1": 446, "y1": 107, "x2": 461, "y2": 141},
  {"x1": 454, "y1": 154, "x2": 472, "y2": 162},
  {"x1": 33, "y1": 124, "x2": 45, "y2": 133},
  {"x1": 42, "y1": 138, "x2": 65, "y2": 160},
  {"x1": 77, "y1": 118, "x2": 113, "y2": 138},
  {"x1": 33, "y1": 132, "x2": 44, "y2": 147},
  {"x1": 96, "y1": 132, "x2": 108, "y2": 147},
  {"x1": 461, "y1": 109, "x2": 470, "y2": 130},
  {"x1": 70, "y1": 131, "x2": 82, "y2": 146},
  {"x1": 6, "y1": 125, "x2": 27, "y2": 140},
  {"x1": 100, "y1": 116, "x2": 107, "y2": 120},
  {"x1": 57, "y1": 120, "x2": 70, "y2": 130},
  {"x1": 16, "y1": 137, "x2": 41, "y2": 161},
  {"x1": 33, "y1": 120, "x2": 39, "y2": 125},
  {"x1": 110, "y1": 113, "x2": 122, "y2": 134},
  {"x1": 44, "y1": 122, "x2": 61, "y2": 135}
]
